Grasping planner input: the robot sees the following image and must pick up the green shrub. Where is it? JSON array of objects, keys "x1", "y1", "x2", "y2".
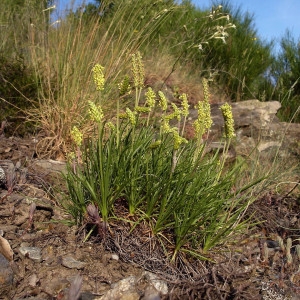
[{"x1": 269, "y1": 31, "x2": 300, "y2": 122}]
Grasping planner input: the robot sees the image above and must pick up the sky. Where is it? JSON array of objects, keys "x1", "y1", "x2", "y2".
[
  {"x1": 55, "y1": 0, "x2": 300, "y2": 53},
  {"x1": 194, "y1": 0, "x2": 300, "y2": 47}
]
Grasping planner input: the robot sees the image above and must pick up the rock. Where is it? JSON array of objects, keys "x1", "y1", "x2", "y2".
[
  {"x1": 68, "y1": 274, "x2": 83, "y2": 300},
  {"x1": 0, "y1": 253, "x2": 14, "y2": 297},
  {"x1": 28, "y1": 273, "x2": 39, "y2": 287},
  {"x1": 0, "y1": 166, "x2": 6, "y2": 186},
  {"x1": 142, "y1": 285, "x2": 161, "y2": 300},
  {"x1": 99, "y1": 276, "x2": 140, "y2": 300},
  {"x1": 19, "y1": 246, "x2": 42, "y2": 262},
  {"x1": 0, "y1": 235, "x2": 13, "y2": 261},
  {"x1": 92, "y1": 270, "x2": 169, "y2": 300},
  {"x1": 206, "y1": 100, "x2": 281, "y2": 138},
  {"x1": 257, "y1": 141, "x2": 281, "y2": 152},
  {"x1": 61, "y1": 256, "x2": 86, "y2": 269},
  {"x1": 94, "y1": 272, "x2": 168, "y2": 300},
  {"x1": 111, "y1": 254, "x2": 119, "y2": 261},
  {"x1": 234, "y1": 136, "x2": 256, "y2": 156},
  {"x1": 231, "y1": 100, "x2": 281, "y2": 127},
  {"x1": 142, "y1": 271, "x2": 168, "y2": 295},
  {"x1": 189, "y1": 99, "x2": 300, "y2": 160},
  {"x1": 32, "y1": 159, "x2": 67, "y2": 174}
]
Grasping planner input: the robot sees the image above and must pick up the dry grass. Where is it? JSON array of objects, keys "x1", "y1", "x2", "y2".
[{"x1": 26, "y1": 1, "x2": 175, "y2": 159}]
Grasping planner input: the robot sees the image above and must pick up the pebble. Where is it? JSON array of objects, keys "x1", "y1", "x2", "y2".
[
  {"x1": 19, "y1": 246, "x2": 42, "y2": 262},
  {"x1": 0, "y1": 166, "x2": 6, "y2": 185},
  {"x1": 111, "y1": 253, "x2": 119, "y2": 261},
  {"x1": 61, "y1": 256, "x2": 86, "y2": 269},
  {"x1": 28, "y1": 273, "x2": 39, "y2": 287}
]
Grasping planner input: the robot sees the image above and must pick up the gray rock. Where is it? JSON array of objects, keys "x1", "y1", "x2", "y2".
[
  {"x1": 33, "y1": 159, "x2": 67, "y2": 174},
  {"x1": 207, "y1": 100, "x2": 281, "y2": 136},
  {"x1": 257, "y1": 141, "x2": 281, "y2": 152},
  {"x1": 142, "y1": 285, "x2": 161, "y2": 300},
  {"x1": 0, "y1": 166, "x2": 6, "y2": 185},
  {"x1": 190, "y1": 99, "x2": 300, "y2": 160},
  {"x1": 99, "y1": 276, "x2": 139, "y2": 300},
  {"x1": 19, "y1": 246, "x2": 42, "y2": 262},
  {"x1": 94, "y1": 272, "x2": 168, "y2": 299},
  {"x1": 61, "y1": 256, "x2": 86, "y2": 269},
  {"x1": 142, "y1": 271, "x2": 168, "y2": 295}
]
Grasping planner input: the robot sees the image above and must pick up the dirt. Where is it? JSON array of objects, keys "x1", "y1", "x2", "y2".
[{"x1": 0, "y1": 134, "x2": 299, "y2": 300}]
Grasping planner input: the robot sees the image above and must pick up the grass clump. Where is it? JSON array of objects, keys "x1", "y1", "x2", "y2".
[{"x1": 62, "y1": 54, "x2": 265, "y2": 261}]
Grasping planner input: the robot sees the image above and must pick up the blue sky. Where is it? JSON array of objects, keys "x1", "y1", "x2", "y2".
[
  {"x1": 56, "y1": 0, "x2": 300, "y2": 52},
  {"x1": 194, "y1": 0, "x2": 300, "y2": 44}
]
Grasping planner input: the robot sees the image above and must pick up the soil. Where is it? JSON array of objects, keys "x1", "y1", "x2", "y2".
[{"x1": 0, "y1": 134, "x2": 299, "y2": 300}]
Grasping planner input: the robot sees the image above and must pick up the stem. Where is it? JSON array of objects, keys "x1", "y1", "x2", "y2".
[
  {"x1": 129, "y1": 124, "x2": 136, "y2": 214},
  {"x1": 146, "y1": 111, "x2": 152, "y2": 127},
  {"x1": 116, "y1": 98, "x2": 120, "y2": 147},
  {"x1": 98, "y1": 122, "x2": 108, "y2": 222},
  {"x1": 181, "y1": 116, "x2": 187, "y2": 136},
  {"x1": 171, "y1": 149, "x2": 178, "y2": 174},
  {"x1": 193, "y1": 128, "x2": 204, "y2": 166},
  {"x1": 135, "y1": 87, "x2": 142, "y2": 107},
  {"x1": 216, "y1": 138, "x2": 231, "y2": 182}
]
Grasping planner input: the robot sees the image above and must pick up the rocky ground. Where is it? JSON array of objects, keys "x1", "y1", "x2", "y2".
[{"x1": 0, "y1": 102, "x2": 299, "y2": 299}]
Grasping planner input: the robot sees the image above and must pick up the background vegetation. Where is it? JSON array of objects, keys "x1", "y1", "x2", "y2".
[
  {"x1": 1, "y1": 0, "x2": 299, "y2": 140},
  {"x1": 0, "y1": 0, "x2": 298, "y2": 261}
]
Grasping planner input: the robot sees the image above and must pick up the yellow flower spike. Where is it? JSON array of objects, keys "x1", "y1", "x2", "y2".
[
  {"x1": 105, "y1": 122, "x2": 115, "y2": 131},
  {"x1": 131, "y1": 52, "x2": 144, "y2": 89},
  {"x1": 88, "y1": 101, "x2": 104, "y2": 123},
  {"x1": 66, "y1": 151, "x2": 76, "y2": 162},
  {"x1": 92, "y1": 64, "x2": 105, "y2": 91},
  {"x1": 193, "y1": 119, "x2": 205, "y2": 138},
  {"x1": 161, "y1": 117, "x2": 172, "y2": 134},
  {"x1": 220, "y1": 103, "x2": 235, "y2": 139},
  {"x1": 71, "y1": 126, "x2": 83, "y2": 147},
  {"x1": 203, "y1": 101, "x2": 213, "y2": 130},
  {"x1": 193, "y1": 79, "x2": 213, "y2": 135},
  {"x1": 158, "y1": 91, "x2": 168, "y2": 111},
  {"x1": 145, "y1": 87, "x2": 156, "y2": 109},
  {"x1": 118, "y1": 113, "x2": 128, "y2": 119},
  {"x1": 170, "y1": 103, "x2": 181, "y2": 121},
  {"x1": 125, "y1": 108, "x2": 136, "y2": 126},
  {"x1": 193, "y1": 96, "x2": 213, "y2": 140},
  {"x1": 180, "y1": 93, "x2": 189, "y2": 117},
  {"x1": 118, "y1": 75, "x2": 131, "y2": 96},
  {"x1": 172, "y1": 128, "x2": 188, "y2": 150},
  {"x1": 202, "y1": 78, "x2": 210, "y2": 104},
  {"x1": 135, "y1": 106, "x2": 151, "y2": 113}
]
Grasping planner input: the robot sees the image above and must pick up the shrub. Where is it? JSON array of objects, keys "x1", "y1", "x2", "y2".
[{"x1": 269, "y1": 31, "x2": 300, "y2": 122}]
